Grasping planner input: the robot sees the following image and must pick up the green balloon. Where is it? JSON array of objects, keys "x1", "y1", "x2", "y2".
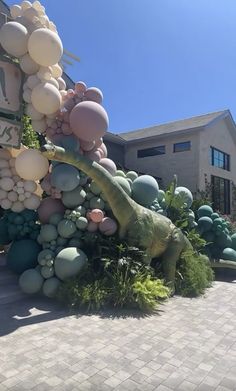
[
  {"x1": 57, "y1": 219, "x2": 76, "y2": 238},
  {"x1": 231, "y1": 233, "x2": 236, "y2": 250},
  {"x1": 222, "y1": 248, "x2": 236, "y2": 262},
  {"x1": 197, "y1": 217, "x2": 213, "y2": 232},
  {"x1": 90, "y1": 181, "x2": 101, "y2": 195},
  {"x1": 49, "y1": 213, "x2": 64, "y2": 226},
  {"x1": 62, "y1": 186, "x2": 86, "y2": 208},
  {"x1": 198, "y1": 205, "x2": 213, "y2": 218},
  {"x1": 43, "y1": 277, "x2": 61, "y2": 298},
  {"x1": 68, "y1": 238, "x2": 83, "y2": 247},
  {"x1": 75, "y1": 206, "x2": 86, "y2": 216},
  {"x1": 211, "y1": 213, "x2": 220, "y2": 221},
  {"x1": 7, "y1": 239, "x2": 41, "y2": 274},
  {"x1": 86, "y1": 192, "x2": 94, "y2": 200},
  {"x1": 38, "y1": 249, "x2": 54, "y2": 265},
  {"x1": 19, "y1": 268, "x2": 44, "y2": 294},
  {"x1": 114, "y1": 176, "x2": 131, "y2": 196},
  {"x1": 40, "y1": 224, "x2": 58, "y2": 242},
  {"x1": 41, "y1": 266, "x2": 54, "y2": 279},
  {"x1": 115, "y1": 170, "x2": 126, "y2": 178},
  {"x1": 76, "y1": 217, "x2": 88, "y2": 230},
  {"x1": 90, "y1": 197, "x2": 105, "y2": 210},
  {"x1": 126, "y1": 171, "x2": 138, "y2": 181},
  {"x1": 54, "y1": 247, "x2": 88, "y2": 281}
]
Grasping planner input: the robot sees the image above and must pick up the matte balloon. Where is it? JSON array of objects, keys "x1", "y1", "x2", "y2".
[
  {"x1": 57, "y1": 219, "x2": 76, "y2": 238},
  {"x1": 10, "y1": 5, "x2": 22, "y2": 19},
  {"x1": 0, "y1": 177, "x2": 14, "y2": 191},
  {"x1": 132, "y1": 175, "x2": 159, "y2": 207},
  {"x1": 7, "y1": 239, "x2": 41, "y2": 274},
  {"x1": 15, "y1": 149, "x2": 49, "y2": 180},
  {"x1": 54, "y1": 247, "x2": 87, "y2": 281},
  {"x1": 19, "y1": 268, "x2": 44, "y2": 294},
  {"x1": 51, "y1": 164, "x2": 80, "y2": 192},
  {"x1": 28, "y1": 28, "x2": 63, "y2": 66},
  {"x1": 51, "y1": 64, "x2": 62, "y2": 78},
  {"x1": 99, "y1": 158, "x2": 117, "y2": 176},
  {"x1": 89, "y1": 209, "x2": 104, "y2": 223},
  {"x1": 43, "y1": 277, "x2": 60, "y2": 297},
  {"x1": 57, "y1": 77, "x2": 66, "y2": 90},
  {"x1": 26, "y1": 75, "x2": 40, "y2": 89},
  {"x1": 69, "y1": 101, "x2": 109, "y2": 142},
  {"x1": 11, "y1": 201, "x2": 24, "y2": 213},
  {"x1": 84, "y1": 87, "x2": 103, "y2": 104},
  {"x1": 24, "y1": 194, "x2": 40, "y2": 210},
  {"x1": 20, "y1": 53, "x2": 40, "y2": 75},
  {"x1": 26, "y1": 104, "x2": 44, "y2": 120},
  {"x1": 99, "y1": 217, "x2": 118, "y2": 236},
  {"x1": 31, "y1": 82, "x2": 61, "y2": 115},
  {"x1": 80, "y1": 140, "x2": 95, "y2": 152},
  {"x1": 0, "y1": 22, "x2": 29, "y2": 57},
  {"x1": 38, "y1": 197, "x2": 65, "y2": 224},
  {"x1": 1, "y1": 199, "x2": 12, "y2": 209},
  {"x1": 31, "y1": 119, "x2": 47, "y2": 134},
  {"x1": 75, "y1": 81, "x2": 87, "y2": 93},
  {"x1": 62, "y1": 185, "x2": 86, "y2": 208}
]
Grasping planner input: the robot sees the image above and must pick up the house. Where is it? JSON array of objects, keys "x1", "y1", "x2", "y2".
[{"x1": 104, "y1": 110, "x2": 236, "y2": 215}]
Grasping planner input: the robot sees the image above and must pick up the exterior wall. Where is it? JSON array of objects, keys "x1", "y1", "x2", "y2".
[
  {"x1": 124, "y1": 132, "x2": 200, "y2": 191},
  {"x1": 105, "y1": 141, "x2": 125, "y2": 169}
]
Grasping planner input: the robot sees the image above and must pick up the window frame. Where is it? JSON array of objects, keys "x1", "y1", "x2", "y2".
[
  {"x1": 210, "y1": 146, "x2": 230, "y2": 171},
  {"x1": 211, "y1": 175, "x2": 231, "y2": 214}
]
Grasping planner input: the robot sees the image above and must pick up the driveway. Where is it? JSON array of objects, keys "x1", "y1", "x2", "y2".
[{"x1": 0, "y1": 280, "x2": 236, "y2": 390}]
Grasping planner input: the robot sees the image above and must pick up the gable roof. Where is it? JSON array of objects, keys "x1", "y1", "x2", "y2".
[{"x1": 118, "y1": 110, "x2": 229, "y2": 142}]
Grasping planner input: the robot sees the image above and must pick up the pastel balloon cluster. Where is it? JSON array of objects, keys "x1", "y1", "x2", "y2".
[
  {"x1": 0, "y1": 148, "x2": 44, "y2": 212},
  {"x1": 0, "y1": 1, "x2": 65, "y2": 135}
]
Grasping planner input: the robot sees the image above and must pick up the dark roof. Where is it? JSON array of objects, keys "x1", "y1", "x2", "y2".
[
  {"x1": 103, "y1": 132, "x2": 125, "y2": 145},
  {"x1": 118, "y1": 110, "x2": 228, "y2": 141}
]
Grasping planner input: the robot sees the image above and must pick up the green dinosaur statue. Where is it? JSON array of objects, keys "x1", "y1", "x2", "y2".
[{"x1": 41, "y1": 144, "x2": 192, "y2": 292}]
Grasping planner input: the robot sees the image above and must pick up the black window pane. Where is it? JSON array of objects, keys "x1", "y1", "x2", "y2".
[
  {"x1": 137, "y1": 145, "x2": 165, "y2": 158},
  {"x1": 173, "y1": 141, "x2": 191, "y2": 153},
  {"x1": 210, "y1": 147, "x2": 230, "y2": 171},
  {"x1": 211, "y1": 175, "x2": 230, "y2": 214}
]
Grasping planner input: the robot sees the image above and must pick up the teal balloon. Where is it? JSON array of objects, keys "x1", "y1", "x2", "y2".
[
  {"x1": 202, "y1": 231, "x2": 215, "y2": 242},
  {"x1": 197, "y1": 217, "x2": 213, "y2": 232},
  {"x1": 57, "y1": 134, "x2": 80, "y2": 152},
  {"x1": 49, "y1": 213, "x2": 64, "y2": 226},
  {"x1": 115, "y1": 170, "x2": 126, "y2": 178},
  {"x1": 68, "y1": 238, "x2": 83, "y2": 247},
  {"x1": 222, "y1": 248, "x2": 236, "y2": 262},
  {"x1": 90, "y1": 197, "x2": 105, "y2": 210},
  {"x1": 40, "y1": 224, "x2": 58, "y2": 242},
  {"x1": 7, "y1": 239, "x2": 41, "y2": 274},
  {"x1": 19, "y1": 268, "x2": 44, "y2": 294},
  {"x1": 57, "y1": 219, "x2": 76, "y2": 238},
  {"x1": 0, "y1": 217, "x2": 11, "y2": 245},
  {"x1": 157, "y1": 190, "x2": 165, "y2": 202},
  {"x1": 114, "y1": 176, "x2": 131, "y2": 196},
  {"x1": 21, "y1": 209, "x2": 37, "y2": 222},
  {"x1": 54, "y1": 247, "x2": 88, "y2": 280},
  {"x1": 76, "y1": 217, "x2": 88, "y2": 230},
  {"x1": 198, "y1": 205, "x2": 213, "y2": 218},
  {"x1": 43, "y1": 277, "x2": 61, "y2": 298},
  {"x1": 217, "y1": 233, "x2": 232, "y2": 249},
  {"x1": 231, "y1": 233, "x2": 236, "y2": 250},
  {"x1": 132, "y1": 175, "x2": 159, "y2": 206},
  {"x1": 62, "y1": 186, "x2": 86, "y2": 208},
  {"x1": 90, "y1": 181, "x2": 101, "y2": 195},
  {"x1": 51, "y1": 163, "x2": 80, "y2": 192},
  {"x1": 41, "y1": 266, "x2": 54, "y2": 279},
  {"x1": 211, "y1": 213, "x2": 220, "y2": 220}
]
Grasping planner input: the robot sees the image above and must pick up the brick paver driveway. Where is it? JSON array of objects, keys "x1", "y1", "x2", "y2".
[{"x1": 0, "y1": 280, "x2": 236, "y2": 391}]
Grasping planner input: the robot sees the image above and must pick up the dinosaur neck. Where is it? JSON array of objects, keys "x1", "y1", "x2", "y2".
[{"x1": 46, "y1": 146, "x2": 136, "y2": 228}]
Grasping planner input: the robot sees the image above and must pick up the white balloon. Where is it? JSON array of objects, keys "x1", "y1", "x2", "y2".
[
  {"x1": 37, "y1": 66, "x2": 52, "y2": 81},
  {"x1": 26, "y1": 75, "x2": 40, "y2": 89},
  {"x1": 25, "y1": 103, "x2": 44, "y2": 120},
  {"x1": 57, "y1": 78, "x2": 66, "y2": 91},
  {"x1": 24, "y1": 180, "x2": 37, "y2": 192},
  {"x1": 32, "y1": 1, "x2": 42, "y2": 11},
  {"x1": 0, "y1": 159, "x2": 9, "y2": 169},
  {"x1": 22, "y1": 6, "x2": 38, "y2": 20},
  {"x1": 0, "y1": 177, "x2": 14, "y2": 191},
  {"x1": 0, "y1": 22, "x2": 29, "y2": 57},
  {"x1": 31, "y1": 82, "x2": 61, "y2": 115},
  {"x1": 15, "y1": 149, "x2": 49, "y2": 181},
  {"x1": 28, "y1": 28, "x2": 63, "y2": 66},
  {"x1": 24, "y1": 193, "x2": 40, "y2": 209},
  {"x1": 12, "y1": 201, "x2": 24, "y2": 213},
  {"x1": 48, "y1": 21, "x2": 57, "y2": 33},
  {"x1": 20, "y1": 53, "x2": 40, "y2": 75},
  {"x1": 1, "y1": 199, "x2": 12, "y2": 210},
  {"x1": 47, "y1": 78, "x2": 59, "y2": 90},
  {"x1": 10, "y1": 5, "x2": 22, "y2": 19},
  {"x1": 23, "y1": 89, "x2": 32, "y2": 103},
  {"x1": 0, "y1": 190, "x2": 7, "y2": 200},
  {"x1": 31, "y1": 118, "x2": 47, "y2": 133},
  {"x1": 21, "y1": 1, "x2": 32, "y2": 10},
  {"x1": 1, "y1": 168, "x2": 12, "y2": 177},
  {"x1": 8, "y1": 191, "x2": 18, "y2": 202},
  {"x1": 51, "y1": 64, "x2": 62, "y2": 78}
]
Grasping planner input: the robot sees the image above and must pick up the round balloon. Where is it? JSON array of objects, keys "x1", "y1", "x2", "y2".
[
  {"x1": 69, "y1": 101, "x2": 109, "y2": 142},
  {"x1": 51, "y1": 163, "x2": 80, "y2": 192},
  {"x1": 43, "y1": 277, "x2": 61, "y2": 297},
  {"x1": 99, "y1": 158, "x2": 117, "y2": 176},
  {"x1": 132, "y1": 175, "x2": 159, "y2": 206},
  {"x1": 0, "y1": 22, "x2": 29, "y2": 57},
  {"x1": 19, "y1": 268, "x2": 44, "y2": 294},
  {"x1": 15, "y1": 149, "x2": 49, "y2": 180},
  {"x1": 38, "y1": 197, "x2": 65, "y2": 224},
  {"x1": 31, "y1": 82, "x2": 61, "y2": 115},
  {"x1": 54, "y1": 247, "x2": 88, "y2": 281},
  {"x1": 28, "y1": 28, "x2": 63, "y2": 66},
  {"x1": 7, "y1": 239, "x2": 41, "y2": 274}
]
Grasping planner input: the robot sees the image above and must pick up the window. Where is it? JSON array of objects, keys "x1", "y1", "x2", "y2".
[
  {"x1": 137, "y1": 145, "x2": 165, "y2": 158},
  {"x1": 173, "y1": 141, "x2": 191, "y2": 153},
  {"x1": 210, "y1": 147, "x2": 230, "y2": 171},
  {"x1": 211, "y1": 175, "x2": 230, "y2": 214}
]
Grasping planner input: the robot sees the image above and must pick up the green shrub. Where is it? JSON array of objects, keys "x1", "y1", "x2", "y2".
[
  {"x1": 132, "y1": 276, "x2": 169, "y2": 311},
  {"x1": 175, "y1": 250, "x2": 214, "y2": 297},
  {"x1": 21, "y1": 115, "x2": 40, "y2": 149}
]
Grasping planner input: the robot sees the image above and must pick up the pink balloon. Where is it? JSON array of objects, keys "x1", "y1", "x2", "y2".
[
  {"x1": 69, "y1": 101, "x2": 109, "y2": 142},
  {"x1": 98, "y1": 142, "x2": 107, "y2": 158},
  {"x1": 84, "y1": 87, "x2": 103, "y2": 104},
  {"x1": 75, "y1": 81, "x2": 87, "y2": 93},
  {"x1": 89, "y1": 209, "x2": 104, "y2": 223},
  {"x1": 85, "y1": 149, "x2": 101, "y2": 163},
  {"x1": 38, "y1": 197, "x2": 65, "y2": 224},
  {"x1": 99, "y1": 158, "x2": 116, "y2": 176},
  {"x1": 80, "y1": 140, "x2": 95, "y2": 152},
  {"x1": 87, "y1": 221, "x2": 98, "y2": 232},
  {"x1": 99, "y1": 217, "x2": 117, "y2": 236},
  {"x1": 94, "y1": 138, "x2": 103, "y2": 149}
]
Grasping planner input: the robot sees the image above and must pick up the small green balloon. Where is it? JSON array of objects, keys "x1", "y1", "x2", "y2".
[
  {"x1": 19, "y1": 269, "x2": 44, "y2": 294},
  {"x1": 90, "y1": 181, "x2": 101, "y2": 195},
  {"x1": 43, "y1": 277, "x2": 61, "y2": 298},
  {"x1": 57, "y1": 219, "x2": 76, "y2": 238},
  {"x1": 76, "y1": 217, "x2": 88, "y2": 230},
  {"x1": 115, "y1": 170, "x2": 126, "y2": 178},
  {"x1": 90, "y1": 197, "x2": 105, "y2": 210},
  {"x1": 41, "y1": 266, "x2": 54, "y2": 279},
  {"x1": 40, "y1": 224, "x2": 58, "y2": 242}
]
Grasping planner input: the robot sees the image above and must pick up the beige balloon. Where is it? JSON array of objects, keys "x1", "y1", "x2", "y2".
[
  {"x1": 0, "y1": 22, "x2": 29, "y2": 57},
  {"x1": 23, "y1": 89, "x2": 32, "y2": 103},
  {"x1": 26, "y1": 103, "x2": 44, "y2": 120},
  {"x1": 26, "y1": 75, "x2": 40, "y2": 89},
  {"x1": 31, "y1": 118, "x2": 47, "y2": 133},
  {"x1": 31, "y1": 82, "x2": 61, "y2": 115},
  {"x1": 51, "y1": 64, "x2": 62, "y2": 78},
  {"x1": 15, "y1": 149, "x2": 49, "y2": 180},
  {"x1": 20, "y1": 53, "x2": 40, "y2": 75},
  {"x1": 10, "y1": 5, "x2": 22, "y2": 19},
  {"x1": 57, "y1": 78, "x2": 66, "y2": 91},
  {"x1": 37, "y1": 66, "x2": 52, "y2": 81},
  {"x1": 28, "y1": 28, "x2": 63, "y2": 66},
  {"x1": 47, "y1": 77, "x2": 59, "y2": 90},
  {"x1": 24, "y1": 193, "x2": 40, "y2": 209},
  {"x1": 11, "y1": 201, "x2": 24, "y2": 213}
]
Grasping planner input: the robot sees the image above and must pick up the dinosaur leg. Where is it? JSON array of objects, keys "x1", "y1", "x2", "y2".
[{"x1": 161, "y1": 229, "x2": 186, "y2": 294}]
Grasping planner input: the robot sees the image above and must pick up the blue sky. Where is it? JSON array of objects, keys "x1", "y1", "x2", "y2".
[{"x1": 6, "y1": 0, "x2": 236, "y2": 133}]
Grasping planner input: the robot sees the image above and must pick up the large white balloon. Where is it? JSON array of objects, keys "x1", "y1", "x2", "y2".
[
  {"x1": 31, "y1": 82, "x2": 61, "y2": 115},
  {"x1": 10, "y1": 5, "x2": 22, "y2": 19},
  {"x1": 51, "y1": 64, "x2": 62, "y2": 78},
  {"x1": 20, "y1": 53, "x2": 40, "y2": 75},
  {"x1": 23, "y1": 89, "x2": 32, "y2": 103},
  {"x1": 28, "y1": 28, "x2": 63, "y2": 66},
  {"x1": 26, "y1": 75, "x2": 40, "y2": 89},
  {"x1": 31, "y1": 118, "x2": 47, "y2": 133},
  {"x1": 0, "y1": 22, "x2": 29, "y2": 57},
  {"x1": 15, "y1": 149, "x2": 49, "y2": 180},
  {"x1": 26, "y1": 103, "x2": 44, "y2": 120}
]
